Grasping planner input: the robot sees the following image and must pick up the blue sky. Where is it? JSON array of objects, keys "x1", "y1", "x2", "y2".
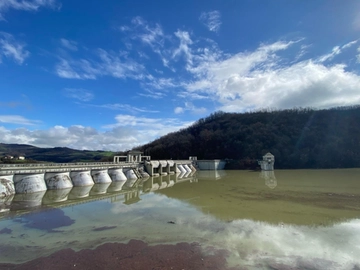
[{"x1": 1, "y1": 0, "x2": 360, "y2": 151}]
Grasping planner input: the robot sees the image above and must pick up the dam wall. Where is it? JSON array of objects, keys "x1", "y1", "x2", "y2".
[
  {"x1": 0, "y1": 162, "x2": 142, "y2": 195},
  {"x1": 0, "y1": 159, "x2": 196, "y2": 195}
]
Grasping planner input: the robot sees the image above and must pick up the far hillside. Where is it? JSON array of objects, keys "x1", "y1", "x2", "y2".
[
  {"x1": 135, "y1": 106, "x2": 360, "y2": 169},
  {"x1": 0, "y1": 144, "x2": 115, "y2": 163}
]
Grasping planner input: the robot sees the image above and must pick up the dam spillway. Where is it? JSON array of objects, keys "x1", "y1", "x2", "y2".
[{"x1": 0, "y1": 157, "x2": 196, "y2": 198}]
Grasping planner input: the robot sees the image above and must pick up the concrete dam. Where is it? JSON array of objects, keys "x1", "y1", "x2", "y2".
[
  {"x1": 0, "y1": 168, "x2": 197, "y2": 220},
  {"x1": 0, "y1": 151, "x2": 196, "y2": 200}
]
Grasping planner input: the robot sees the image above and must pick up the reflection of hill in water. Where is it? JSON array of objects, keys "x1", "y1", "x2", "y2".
[{"x1": 157, "y1": 169, "x2": 360, "y2": 226}]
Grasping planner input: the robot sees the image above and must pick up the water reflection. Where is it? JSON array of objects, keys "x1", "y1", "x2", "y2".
[
  {"x1": 196, "y1": 170, "x2": 226, "y2": 180},
  {"x1": 11, "y1": 191, "x2": 46, "y2": 211},
  {"x1": 68, "y1": 186, "x2": 93, "y2": 199},
  {"x1": 0, "y1": 194, "x2": 13, "y2": 213},
  {"x1": 259, "y1": 170, "x2": 277, "y2": 189},
  {"x1": 90, "y1": 183, "x2": 111, "y2": 195},
  {"x1": 0, "y1": 169, "x2": 359, "y2": 269},
  {"x1": 42, "y1": 188, "x2": 72, "y2": 204},
  {"x1": 14, "y1": 208, "x2": 75, "y2": 232},
  {"x1": 107, "y1": 180, "x2": 127, "y2": 192}
]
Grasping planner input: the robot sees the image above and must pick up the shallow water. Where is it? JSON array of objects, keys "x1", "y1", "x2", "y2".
[{"x1": 0, "y1": 169, "x2": 360, "y2": 269}]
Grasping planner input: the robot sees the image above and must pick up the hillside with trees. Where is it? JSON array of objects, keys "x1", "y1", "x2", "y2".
[
  {"x1": 0, "y1": 144, "x2": 114, "y2": 163},
  {"x1": 135, "y1": 106, "x2": 360, "y2": 169}
]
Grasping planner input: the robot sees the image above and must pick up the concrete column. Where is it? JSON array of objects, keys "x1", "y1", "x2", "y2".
[
  {"x1": 167, "y1": 160, "x2": 175, "y2": 175},
  {"x1": 0, "y1": 175, "x2": 15, "y2": 198},
  {"x1": 13, "y1": 173, "x2": 47, "y2": 194},
  {"x1": 177, "y1": 164, "x2": 186, "y2": 173},
  {"x1": 108, "y1": 168, "x2": 127, "y2": 181},
  {"x1": 91, "y1": 169, "x2": 112, "y2": 184},
  {"x1": 125, "y1": 169, "x2": 137, "y2": 180},
  {"x1": 159, "y1": 160, "x2": 168, "y2": 175},
  {"x1": 45, "y1": 172, "x2": 73, "y2": 190},
  {"x1": 189, "y1": 164, "x2": 196, "y2": 172},
  {"x1": 70, "y1": 171, "x2": 94, "y2": 187},
  {"x1": 183, "y1": 164, "x2": 192, "y2": 173}
]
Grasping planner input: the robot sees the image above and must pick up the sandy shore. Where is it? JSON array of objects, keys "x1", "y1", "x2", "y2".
[{"x1": 0, "y1": 239, "x2": 241, "y2": 270}]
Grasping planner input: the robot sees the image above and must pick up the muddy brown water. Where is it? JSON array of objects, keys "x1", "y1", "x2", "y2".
[{"x1": 0, "y1": 169, "x2": 359, "y2": 270}]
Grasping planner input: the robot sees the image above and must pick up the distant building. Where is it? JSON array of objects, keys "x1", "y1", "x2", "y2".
[
  {"x1": 258, "y1": 152, "x2": 275, "y2": 171},
  {"x1": 18, "y1": 156, "x2": 25, "y2": 160}
]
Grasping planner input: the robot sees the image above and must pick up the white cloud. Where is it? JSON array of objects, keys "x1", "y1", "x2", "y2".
[
  {"x1": 317, "y1": 46, "x2": 341, "y2": 63},
  {"x1": 143, "y1": 75, "x2": 177, "y2": 90},
  {"x1": 63, "y1": 88, "x2": 94, "y2": 102},
  {"x1": 60, "y1": 38, "x2": 78, "y2": 51},
  {"x1": 55, "y1": 49, "x2": 144, "y2": 80},
  {"x1": 0, "y1": 0, "x2": 60, "y2": 20},
  {"x1": 0, "y1": 32, "x2": 30, "y2": 65},
  {"x1": 119, "y1": 16, "x2": 171, "y2": 68},
  {"x1": 174, "y1": 107, "x2": 184, "y2": 114},
  {"x1": 97, "y1": 48, "x2": 144, "y2": 79},
  {"x1": 131, "y1": 16, "x2": 164, "y2": 48},
  {"x1": 0, "y1": 115, "x2": 41, "y2": 125},
  {"x1": 174, "y1": 102, "x2": 207, "y2": 115},
  {"x1": 316, "y1": 40, "x2": 357, "y2": 63},
  {"x1": 0, "y1": 115, "x2": 193, "y2": 150},
  {"x1": 181, "y1": 39, "x2": 360, "y2": 111},
  {"x1": 138, "y1": 88, "x2": 167, "y2": 99},
  {"x1": 342, "y1": 39, "x2": 358, "y2": 49},
  {"x1": 103, "y1": 114, "x2": 193, "y2": 145},
  {"x1": 172, "y1": 30, "x2": 193, "y2": 66},
  {"x1": 89, "y1": 103, "x2": 159, "y2": 113},
  {"x1": 55, "y1": 58, "x2": 94, "y2": 79},
  {"x1": 199, "y1": 10, "x2": 222, "y2": 33}
]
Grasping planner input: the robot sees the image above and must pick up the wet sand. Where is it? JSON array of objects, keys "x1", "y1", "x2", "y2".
[{"x1": 0, "y1": 240, "x2": 240, "y2": 270}]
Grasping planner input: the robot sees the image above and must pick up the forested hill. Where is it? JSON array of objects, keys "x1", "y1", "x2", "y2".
[
  {"x1": 135, "y1": 106, "x2": 360, "y2": 169},
  {"x1": 0, "y1": 144, "x2": 114, "y2": 163}
]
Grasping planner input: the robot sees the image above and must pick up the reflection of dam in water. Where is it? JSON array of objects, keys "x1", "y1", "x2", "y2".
[
  {"x1": 0, "y1": 169, "x2": 198, "y2": 220},
  {"x1": 196, "y1": 170, "x2": 227, "y2": 180}
]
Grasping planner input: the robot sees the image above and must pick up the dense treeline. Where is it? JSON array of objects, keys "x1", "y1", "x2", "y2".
[{"x1": 135, "y1": 106, "x2": 360, "y2": 169}]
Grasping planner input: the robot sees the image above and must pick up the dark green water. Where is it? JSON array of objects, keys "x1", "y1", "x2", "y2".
[{"x1": 0, "y1": 169, "x2": 359, "y2": 269}]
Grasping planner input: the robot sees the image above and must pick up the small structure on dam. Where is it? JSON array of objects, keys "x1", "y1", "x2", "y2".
[{"x1": 258, "y1": 152, "x2": 275, "y2": 171}]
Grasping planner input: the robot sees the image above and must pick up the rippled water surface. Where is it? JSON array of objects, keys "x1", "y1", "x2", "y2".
[{"x1": 1, "y1": 169, "x2": 360, "y2": 269}]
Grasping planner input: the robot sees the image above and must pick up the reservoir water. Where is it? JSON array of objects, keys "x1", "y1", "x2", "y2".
[{"x1": 0, "y1": 169, "x2": 359, "y2": 269}]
